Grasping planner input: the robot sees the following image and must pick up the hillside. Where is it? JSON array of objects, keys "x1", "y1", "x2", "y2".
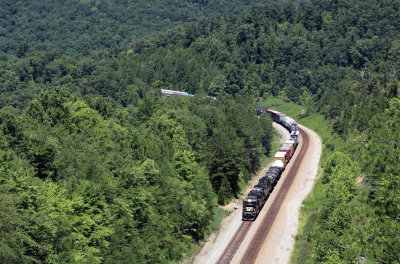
[
  {"x1": 0, "y1": 91, "x2": 273, "y2": 263},
  {"x1": 0, "y1": 0, "x2": 279, "y2": 58},
  {"x1": 0, "y1": 0, "x2": 399, "y2": 263}
]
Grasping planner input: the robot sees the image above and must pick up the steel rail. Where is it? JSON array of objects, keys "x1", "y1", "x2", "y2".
[{"x1": 216, "y1": 221, "x2": 252, "y2": 264}]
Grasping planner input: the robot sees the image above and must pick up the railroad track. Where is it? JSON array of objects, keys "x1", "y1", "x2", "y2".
[
  {"x1": 216, "y1": 128, "x2": 310, "y2": 264},
  {"x1": 216, "y1": 221, "x2": 252, "y2": 264}
]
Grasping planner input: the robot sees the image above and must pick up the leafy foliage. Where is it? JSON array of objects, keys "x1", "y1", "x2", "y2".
[
  {"x1": 0, "y1": 90, "x2": 271, "y2": 263},
  {"x1": 0, "y1": 0, "x2": 280, "y2": 58},
  {"x1": 0, "y1": 0, "x2": 400, "y2": 262},
  {"x1": 310, "y1": 152, "x2": 360, "y2": 263},
  {"x1": 360, "y1": 98, "x2": 400, "y2": 263}
]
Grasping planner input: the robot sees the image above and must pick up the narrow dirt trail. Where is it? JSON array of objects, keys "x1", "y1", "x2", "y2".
[{"x1": 186, "y1": 123, "x2": 321, "y2": 264}]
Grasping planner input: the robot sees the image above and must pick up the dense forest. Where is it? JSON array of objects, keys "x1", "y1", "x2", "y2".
[
  {"x1": 0, "y1": 0, "x2": 280, "y2": 58},
  {"x1": 0, "y1": 90, "x2": 273, "y2": 263},
  {"x1": 0, "y1": 0, "x2": 399, "y2": 263}
]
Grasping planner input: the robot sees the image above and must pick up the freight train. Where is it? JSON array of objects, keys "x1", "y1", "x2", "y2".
[{"x1": 242, "y1": 109, "x2": 299, "y2": 221}]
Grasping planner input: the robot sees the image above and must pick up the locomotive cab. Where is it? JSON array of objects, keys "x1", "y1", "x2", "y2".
[{"x1": 242, "y1": 196, "x2": 260, "y2": 221}]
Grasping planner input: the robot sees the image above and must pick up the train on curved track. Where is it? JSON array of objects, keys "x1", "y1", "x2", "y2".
[{"x1": 242, "y1": 109, "x2": 300, "y2": 221}]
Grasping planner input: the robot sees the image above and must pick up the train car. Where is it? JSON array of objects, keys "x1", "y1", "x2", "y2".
[
  {"x1": 161, "y1": 89, "x2": 194, "y2": 97},
  {"x1": 265, "y1": 164, "x2": 283, "y2": 185},
  {"x1": 249, "y1": 190, "x2": 265, "y2": 208},
  {"x1": 255, "y1": 108, "x2": 265, "y2": 115},
  {"x1": 257, "y1": 179, "x2": 273, "y2": 194},
  {"x1": 281, "y1": 116, "x2": 293, "y2": 130},
  {"x1": 252, "y1": 184, "x2": 270, "y2": 202},
  {"x1": 265, "y1": 109, "x2": 299, "y2": 133},
  {"x1": 242, "y1": 195, "x2": 261, "y2": 221},
  {"x1": 274, "y1": 151, "x2": 288, "y2": 165},
  {"x1": 285, "y1": 138, "x2": 298, "y2": 149},
  {"x1": 271, "y1": 160, "x2": 285, "y2": 172},
  {"x1": 265, "y1": 172, "x2": 279, "y2": 187},
  {"x1": 280, "y1": 142, "x2": 295, "y2": 160},
  {"x1": 259, "y1": 175, "x2": 275, "y2": 188},
  {"x1": 291, "y1": 130, "x2": 300, "y2": 141},
  {"x1": 281, "y1": 116, "x2": 297, "y2": 132},
  {"x1": 266, "y1": 109, "x2": 286, "y2": 124},
  {"x1": 291, "y1": 122, "x2": 299, "y2": 132}
]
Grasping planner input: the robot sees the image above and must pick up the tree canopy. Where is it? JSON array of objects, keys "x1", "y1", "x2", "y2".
[
  {"x1": 0, "y1": 0, "x2": 281, "y2": 58},
  {"x1": 0, "y1": 89, "x2": 272, "y2": 263},
  {"x1": 0, "y1": 0, "x2": 399, "y2": 262}
]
